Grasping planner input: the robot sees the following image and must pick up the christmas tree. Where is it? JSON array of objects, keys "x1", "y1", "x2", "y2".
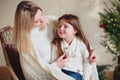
[
  {"x1": 99, "y1": 0, "x2": 120, "y2": 62},
  {"x1": 98, "y1": 0, "x2": 120, "y2": 80}
]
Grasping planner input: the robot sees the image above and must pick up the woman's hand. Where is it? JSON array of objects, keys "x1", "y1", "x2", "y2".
[
  {"x1": 88, "y1": 49, "x2": 97, "y2": 64},
  {"x1": 56, "y1": 54, "x2": 68, "y2": 68}
]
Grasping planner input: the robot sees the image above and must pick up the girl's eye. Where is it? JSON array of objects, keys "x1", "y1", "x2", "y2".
[
  {"x1": 64, "y1": 26, "x2": 68, "y2": 28},
  {"x1": 58, "y1": 26, "x2": 61, "y2": 28}
]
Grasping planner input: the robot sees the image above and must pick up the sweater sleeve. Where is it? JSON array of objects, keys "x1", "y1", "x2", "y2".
[
  {"x1": 33, "y1": 48, "x2": 75, "y2": 80},
  {"x1": 81, "y1": 43, "x2": 93, "y2": 80},
  {"x1": 48, "y1": 44, "x2": 76, "y2": 80},
  {"x1": 50, "y1": 44, "x2": 58, "y2": 63}
]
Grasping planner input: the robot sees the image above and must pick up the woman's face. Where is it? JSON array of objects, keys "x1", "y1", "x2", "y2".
[
  {"x1": 57, "y1": 19, "x2": 77, "y2": 41},
  {"x1": 34, "y1": 9, "x2": 45, "y2": 27}
]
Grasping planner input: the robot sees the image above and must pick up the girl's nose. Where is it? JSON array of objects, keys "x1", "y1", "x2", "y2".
[
  {"x1": 60, "y1": 26, "x2": 64, "y2": 30},
  {"x1": 40, "y1": 19, "x2": 43, "y2": 23}
]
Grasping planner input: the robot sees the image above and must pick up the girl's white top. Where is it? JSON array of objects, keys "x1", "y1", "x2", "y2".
[{"x1": 51, "y1": 37, "x2": 99, "y2": 80}]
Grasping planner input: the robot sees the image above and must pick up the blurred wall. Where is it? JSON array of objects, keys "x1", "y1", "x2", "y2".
[{"x1": 0, "y1": 0, "x2": 114, "y2": 67}]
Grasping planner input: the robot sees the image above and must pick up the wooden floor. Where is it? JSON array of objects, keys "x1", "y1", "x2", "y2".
[
  {"x1": 0, "y1": 66, "x2": 12, "y2": 80},
  {"x1": 105, "y1": 71, "x2": 113, "y2": 80},
  {"x1": 0, "y1": 66, "x2": 114, "y2": 80}
]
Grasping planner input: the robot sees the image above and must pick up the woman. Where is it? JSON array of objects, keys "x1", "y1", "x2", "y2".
[
  {"x1": 13, "y1": 1, "x2": 75, "y2": 80},
  {"x1": 13, "y1": 1, "x2": 96, "y2": 80}
]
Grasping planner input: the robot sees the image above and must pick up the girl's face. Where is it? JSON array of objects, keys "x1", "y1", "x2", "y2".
[
  {"x1": 57, "y1": 19, "x2": 77, "y2": 41},
  {"x1": 34, "y1": 9, "x2": 45, "y2": 27}
]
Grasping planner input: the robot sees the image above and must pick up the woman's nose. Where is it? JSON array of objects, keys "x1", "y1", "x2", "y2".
[
  {"x1": 40, "y1": 18, "x2": 45, "y2": 23},
  {"x1": 40, "y1": 15, "x2": 45, "y2": 22}
]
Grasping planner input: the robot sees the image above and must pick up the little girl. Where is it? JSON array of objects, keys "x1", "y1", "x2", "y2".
[{"x1": 50, "y1": 14, "x2": 98, "y2": 80}]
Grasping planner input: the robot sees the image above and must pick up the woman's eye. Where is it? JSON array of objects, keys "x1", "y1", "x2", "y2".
[
  {"x1": 41, "y1": 13, "x2": 43, "y2": 16},
  {"x1": 35, "y1": 20, "x2": 39, "y2": 23}
]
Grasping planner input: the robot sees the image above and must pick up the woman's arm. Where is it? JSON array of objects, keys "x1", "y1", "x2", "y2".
[
  {"x1": 34, "y1": 50, "x2": 75, "y2": 80},
  {"x1": 88, "y1": 49, "x2": 97, "y2": 64},
  {"x1": 82, "y1": 44, "x2": 93, "y2": 80}
]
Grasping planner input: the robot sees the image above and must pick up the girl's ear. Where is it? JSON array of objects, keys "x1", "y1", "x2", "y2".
[{"x1": 74, "y1": 30, "x2": 77, "y2": 34}]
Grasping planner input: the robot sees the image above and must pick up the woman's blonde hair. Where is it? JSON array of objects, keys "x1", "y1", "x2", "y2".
[{"x1": 14, "y1": 1, "x2": 42, "y2": 53}]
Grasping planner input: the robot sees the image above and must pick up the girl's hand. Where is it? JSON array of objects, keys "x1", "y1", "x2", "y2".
[
  {"x1": 56, "y1": 54, "x2": 68, "y2": 68},
  {"x1": 88, "y1": 49, "x2": 97, "y2": 64}
]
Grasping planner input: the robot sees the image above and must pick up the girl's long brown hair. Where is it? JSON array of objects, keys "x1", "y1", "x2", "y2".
[
  {"x1": 52, "y1": 14, "x2": 91, "y2": 57},
  {"x1": 14, "y1": 1, "x2": 42, "y2": 53}
]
